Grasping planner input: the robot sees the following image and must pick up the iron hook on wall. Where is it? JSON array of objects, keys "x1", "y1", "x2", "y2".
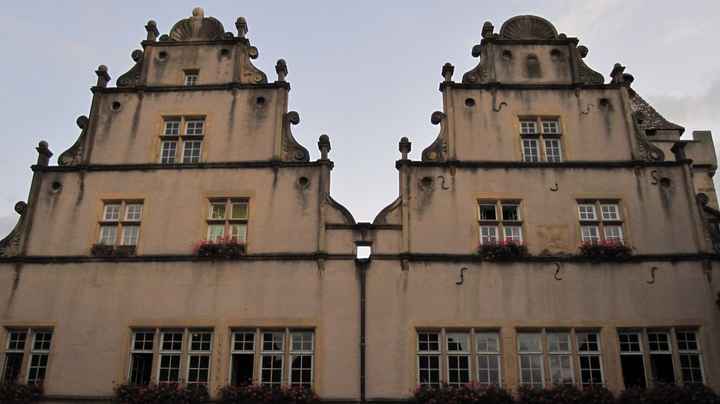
[
  {"x1": 647, "y1": 266, "x2": 659, "y2": 284},
  {"x1": 456, "y1": 267, "x2": 468, "y2": 285}
]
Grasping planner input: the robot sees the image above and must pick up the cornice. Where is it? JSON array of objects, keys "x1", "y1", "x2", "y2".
[
  {"x1": 32, "y1": 160, "x2": 333, "y2": 173},
  {"x1": 92, "y1": 82, "x2": 290, "y2": 94},
  {"x1": 439, "y1": 82, "x2": 623, "y2": 91},
  {"x1": 395, "y1": 159, "x2": 691, "y2": 170}
]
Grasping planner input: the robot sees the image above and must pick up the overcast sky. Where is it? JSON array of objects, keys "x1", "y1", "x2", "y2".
[{"x1": 1, "y1": 1, "x2": 719, "y2": 235}]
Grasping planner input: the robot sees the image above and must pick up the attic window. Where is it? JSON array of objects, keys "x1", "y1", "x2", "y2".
[
  {"x1": 526, "y1": 55, "x2": 541, "y2": 78},
  {"x1": 184, "y1": 70, "x2": 199, "y2": 86}
]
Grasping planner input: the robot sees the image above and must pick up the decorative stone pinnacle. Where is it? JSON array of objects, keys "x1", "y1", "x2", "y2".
[
  {"x1": 610, "y1": 63, "x2": 633, "y2": 86},
  {"x1": 399, "y1": 137, "x2": 412, "y2": 160},
  {"x1": 36, "y1": 141, "x2": 53, "y2": 167},
  {"x1": 578, "y1": 45, "x2": 589, "y2": 58},
  {"x1": 192, "y1": 7, "x2": 204, "y2": 18},
  {"x1": 318, "y1": 134, "x2": 331, "y2": 160},
  {"x1": 145, "y1": 20, "x2": 159, "y2": 41},
  {"x1": 275, "y1": 59, "x2": 288, "y2": 82},
  {"x1": 131, "y1": 50, "x2": 144, "y2": 62},
  {"x1": 481, "y1": 21, "x2": 494, "y2": 38},
  {"x1": 236, "y1": 17, "x2": 248, "y2": 38},
  {"x1": 95, "y1": 65, "x2": 110, "y2": 88},
  {"x1": 442, "y1": 63, "x2": 454, "y2": 83}
]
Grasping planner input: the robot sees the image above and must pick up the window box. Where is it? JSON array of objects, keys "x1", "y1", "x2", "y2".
[
  {"x1": 518, "y1": 384, "x2": 614, "y2": 404},
  {"x1": 0, "y1": 383, "x2": 43, "y2": 403},
  {"x1": 617, "y1": 384, "x2": 718, "y2": 404},
  {"x1": 412, "y1": 384, "x2": 513, "y2": 404},
  {"x1": 218, "y1": 384, "x2": 319, "y2": 404},
  {"x1": 114, "y1": 383, "x2": 208, "y2": 404},
  {"x1": 90, "y1": 244, "x2": 136, "y2": 257},
  {"x1": 194, "y1": 238, "x2": 246, "y2": 259},
  {"x1": 578, "y1": 241, "x2": 632, "y2": 261},
  {"x1": 478, "y1": 241, "x2": 529, "y2": 261}
]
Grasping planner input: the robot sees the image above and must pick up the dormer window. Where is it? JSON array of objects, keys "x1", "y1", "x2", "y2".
[
  {"x1": 184, "y1": 70, "x2": 199, "y2": 86},
  {"x1": 519, "y1": 117, "x2": 563, "y2": 162}
]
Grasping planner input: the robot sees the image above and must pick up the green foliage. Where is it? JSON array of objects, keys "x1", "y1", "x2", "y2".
[{"x1": 0, "y1": 383, "x2": 43, "y2": 404}]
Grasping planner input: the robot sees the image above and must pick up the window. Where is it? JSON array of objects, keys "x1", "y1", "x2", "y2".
[
  {"x1": 2, "y1": 329, "x2": 53, "y2": 385},
  {"x1": 577, "y1": 332, "x2": 604, "y2": 386},
  {"x1": 184, "y1": 70, "x2": 199, "y2": 86},
  {"x1": 128, "y1": 329, "x2": 213, "y2": 386},
  {"x1": 446, "y1": 333, "x2": 471, "y2": 385},
  {"x1": 261, "y1": 332, "x2": 284, "y2": 386},
  {"x1": 159, "y1": 117, "x2": 205, "y2": 164},
  {"x1": 289, "y1": 332, "x2": 314, "y2": 387},
  {"x1": 417, "y1": 332, "x2": 441, "y2": 387},
  {"x1": 98, "y1": 201, "x2": 143, "y2": 247},
  {"x1": 129, "y1": 331, "x2": 154, "y2": 385},
  {"x1": 476, "y1": 332, "x2": 501, "y2": 386},
  {"x1": 187, "y1": 331, "x2": 212, "y2": 385},
  {"x1": 519, "y1": 117, "x2": 563, "y2": 162},
  {"x1": 677, "y1": 330, "x2": 704, "y2": 385},
  {"x1": 619, "y1": 331, "x2": 646, "y2": 388},
  {"x1": 229, "y1": 329, "x2": 314, "y2": 387},
  {"x1": 548, "y1": 332, "x2": 574, "y2": 385},
  {"x1": 478, "y1": 201, "x2": 523, "y2": 245},
  {"x1": 577, "y1": 201, "x2": 625, "y2": 245},
  {"x1": 518, "y1": 332, "x2": 544, "y2": 387},
  {"x1": 206, "y1": 199, "x2": 249, "y2": 243},
  {"x1": 648, "y1": 331, "x2": 674, "y2": 384},
  {"x1": 231, "y1": 331, "x2": 255, "y2": 385}
]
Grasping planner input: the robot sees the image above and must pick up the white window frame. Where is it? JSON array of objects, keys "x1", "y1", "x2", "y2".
[
  {"x1": 186, "y1": 331, "x2": 213, "y2": 386},
  {"x1": 159, "y1": 117, "x2": 205, "y2": 164},
  {"x1": 289, "y1": 331, "x2": 314, "y2": 387},
  {"x1": 26, "y1": 330, "x2": 53, "y2": 385},
  {"x1": 445, "y1": 333, "x2": 471, "y2": 386},
  {"x1": 548, "y1": 332, "x2": 574, "y2": 385},
  {"x1": 577, "y1": 331, "x2": 604, "y2": 386},
  {"x1": 522, "y1": 138, "x2": 540, "y2": 162},
  {"x1": 475, "y1": 332, "x2": 502, "y2": 386},
  {"x1": 260, "y1": 331, "x2": 285, "y2": 386},
  {"x1": 544, "y1": 138, "x2": 563, "y2": 162},
  {"x1": 184, "y1": 72, "x2": 199, "y2": 86},
  {"x1": 229, "y1": 330, "x2": 256, "y2": 385},
  {"x1": 677, "y1": 330, "x2": 705, "y2": 385},
  {"x1": 518, "y1": 332, "x2": 544, "y2": 387},
  {"x1": 206, "y1": 199, "x2": 249, "y2": 243},
  {"x1": 98, "y1": 201, "x2": 143, "y2": 247},
  {"x1": 157, "y1": 331, "x2": 183, "y2": 384},
  {"x1": 416, "y1": 331, "x2": 442, "y2": 387}
]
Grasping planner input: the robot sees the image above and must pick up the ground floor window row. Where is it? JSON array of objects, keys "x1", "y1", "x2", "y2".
[
  {"x1": 129, "y1": 328, "x2": 313, "y2": 388},
  {"x1": 1, "y1": 328, "x2": 53, "y2": 385},
  {"x1": 416, "y1": 328, "x2": 705, "y2": 389}
]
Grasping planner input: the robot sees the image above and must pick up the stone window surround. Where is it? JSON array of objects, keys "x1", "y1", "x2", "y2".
[
  {"x1": 518, "y1": 116, "x2": 564, "y2": 163},
  {"x1": 97, "y1": 200, "x2": 144, "y2": 247},
  {"x1": 0, "y1": 327, "x2": 53, "y2": 385},
  {"x1": 477, "y1": 200, "x2": 524, "y2": 245},
  {"x1": 576, "y1": 199, "x2": 626, "y2": 245},
  {"x1": 158, "y1": 115, "x2": 207, "y2": 165}
]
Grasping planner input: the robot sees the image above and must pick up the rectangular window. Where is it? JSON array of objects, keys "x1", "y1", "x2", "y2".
[
  {"x1": 158, "y1": 331, "x2": 183, "y2": 384},
  {"x1": 677, "y1": 331, "x2": 704, "y2": 385},
  {"x1": 98, "y1": 201, "x2": 143, "y2": 248},
  {"x1": 206, "y1": 199, "x2": 249, "y2": 243},
  {"x1": 27, "y1": 330, "x2": 52, "y2": 385},
  {"x1": 2, "y1": 329, "x2": 53, "y2": 385},
  {"x1": 261, "y1": 332, "x2": 284, "y2": 386},
  {"x1": 520, "y1": 120, "x2": 538, "y2": 135},
  {"x1": 446, "y1": 333, "x2": 471, "y2": 385},
  {"x1": 619, "y1": 331, "x2": 646, "y2": 389},
  {"x1": 476, "y1": 332, "x2": 501, "y2": 386},
  {"x1": 479, "y1": 201, "x2": 524, "y2": 246},
  {"x1": 544, "y1": 139, "x2": 562, "y2": 162},
  {"x1": 187, "y1": 331, "x2": 212, "y2": 385},
  {"x1": 2, "y1": 330, "x2": 27, "y2": 383},
  {"x1": 184, "y1": 71, "x2": 198, "y2": 86},
  {"x1": 548, "y1": 332, "x2": 574, "y2": 385},
  {"x1": 159, "y1": 117, "x2": 205, "y2": 164},
  {"x1": 417, "y1": 332, "x2": 441, "y2": 387},
  {"x1": 578, "y1": 201, "x2": 626, "y2": 245},
  {"x1": 648, "y1": 331, "x2": 674, "y2": 384},
  {"x1": 231, "y1": 331, "x2": 256, "y2": 386},
  {"x1": 289, "y1": 332, "x2": 314, "y2": 387},
  {"x1": 577, "y1": 332, "x2": 603, "y2": 386},
  {"x1": 542, "y1": 119, "x2": 561, "y2": 135},
  {"x1": 518, "y1": 332, "x2": 543, "y2": 387},
  {"x1": 129, "y1": 331, "x2": 154, "y2": 385},
  {"x1": 522, "y1": 139, "x2": 539, "y2": 162}
]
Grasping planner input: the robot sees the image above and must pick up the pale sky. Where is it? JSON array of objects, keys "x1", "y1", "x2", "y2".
[{"x1": 1, "y1": 1, "x2": 719, "y2": 234}]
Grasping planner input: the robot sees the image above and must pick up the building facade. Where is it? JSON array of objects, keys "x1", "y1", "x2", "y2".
[{"x1": 1, "y1": 9, "x2": 719, "y2": 403}]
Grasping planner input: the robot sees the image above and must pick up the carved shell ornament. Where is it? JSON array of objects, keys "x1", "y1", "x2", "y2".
[
  {"x1": 499, "y1": 15, "x2": 558, "y2": 40},
  {"x1": 169, "y1": 7, "x2": 225, "y2": 41}
]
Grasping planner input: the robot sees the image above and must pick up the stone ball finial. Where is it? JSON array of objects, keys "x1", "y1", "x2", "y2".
[
  {"x1": 236, "y1": 17, "x2": 248, "y2": 38},
  {"x1": 430, "y1": 111, "x2": 446, "y2": 125},
  {"x1": 578, "y1": 45, "x2": 589, "y2": 58},
  {"x1": 442, "y1": 63, "x2": 455, "y2": 82},
  {"x1": 399, "y1": 137, "x2": 412, "y2": 159},
  {"x1": 14, "y1": 201, "x2": 27, "y2": 215},
  {"x1": 192, "y1": 7, "x2": 205, "y2": 18},
  {"x1": 97, "y1": 65, "x2": 108, "y2": 72},
  {"x1": 76, "y1": 115, "x2": 89, "y2": 129},
  {"x1": 318, "y1": 134, "x2": 331, "y2": 160},
  {"x1": 147, "y1": 20, "x2": 157, "y2": 28},
  {"x1": 131, "y1": 50, "x2": 143, "y2": 62},
  {"x1": 38, "y1": 140, "x2": 49, "y2": 150}
]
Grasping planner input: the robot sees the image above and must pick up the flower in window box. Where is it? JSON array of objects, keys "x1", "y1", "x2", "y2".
[
  {"x1": 114, "y1": 383, "x2": 209, "y2": 404},
  {"x1": 90, "y1": 244, "x2": 115, "y2": 257},
  {"x1": 578, "y1": 240, "x2": 633, "y2": 261},
  {"x1": 193, "y1": 237, "x2": 246, "y2": 259},
  {"x1": 0, "y1": 383, "x2": 43, "y2": 403},
  {"x1": 478, "y1": 240, "x2": 530, "y2": 261},
  {"x1": 412, "y1": 383, "x2": 513, "y2": 404},
  {"x1": 517, "y1": 384, "x2": 614, "y2": 404},
  {"x1": 113, "y1": 245, "x2": 137, "y2": 257}
]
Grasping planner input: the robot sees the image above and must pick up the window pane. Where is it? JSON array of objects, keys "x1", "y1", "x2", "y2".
[
  {"x1": 542, "y1": 119, "x2": 560, "y2": 134},
  {"x1": 6, "y1": 331, "x2": 27, "y2": 351},
  {"x1": 447, "y1": 355, "x2": 470, "y2": 385},
  {"x1": 477, "y1": 354, "x2": 500, "y2": 386},
  {"x1": 231, "y1": 354, "x2": 254, "y2": 386},
  {"x1": 581, "y1": 226, "x2": 600, "y2": 243},
  {"x1": 544, "y1": 139, "x2": 562, "y2": 162},
  {"x1": 186, "y1": 120, "x2": 205, "y2": 136},
  {"x1": 160, "y1": 141, "x2": 177, "y2": 164},
  {"x1": 621, "y1": 355, "x2": 647, "y2": 389},
  {"x1": 133, "y1": 331, "x2": 154, "y2": 351},
  {"x1": 260, "y1": 354, "x2": 283, "y2": 385},
  {"x1": 190, "y1": 331, "x2": 213, "y2": 352},
  {"x1": 619, "y1": 332, "x2": 642, "y2": 353},
  {"x1": 518, "y1": 333, "x2": 541, "y2": 352},
  {"x1": 578, "y1": 204, "x2": 597, "y2": 220},
  {"x1": 27, "y1": 354, "x2": 48, "y2": 385},
  {"x1": 121, "y1": 226, "x2": 140, "y2": 246},
  {"x1": 158, "y1": 354, "x2": 181, "y2": 383},
  {"x1": 209, "y1": 203, "x2": 226, "y2": 220},
  {"x1": 604, "y1": 226, "x2": 624, "y2": 243},
  {"x1": 185, "y1": 74, "x2": 198, "y2": 86},
  {"x1": 550, "y1": 355, "x2": 573, "y2": 384},
  {"x1": 503, "y1": 226, "x2": 523, "y2": 243},
  {"x1": 501, "y1": 204, "x2": 520, "y2": 221},
  {"x1": 579, "y1": 355, "x2": 603, "y2": 386},
  {"x1": 447, "y1": 333, "x2": 470, "y2": 352},
  {"x1": 32, "y1": 331, "x2": 52, "y2": 351},
  {"x1": 680, "y1": 353, "x2": 704, "y2": 384},
  {"x1": 418, "y1": 332, "x2": 440, "y2": 353},
  {"x1": 161, "y1": 332, "x2": 183, "y2": 352},
  {"x1": 418, "y1": 355, "x2": 440, "y2": 386},
  {"x1": 677, "y1": 331, "x2": 698, "y2": 351},
  {"x1": 290, "y1": 354, "x2": 313, "y2": 386},
  {"x1": 2, "y1": 353, "x2": 23, "y2": 383},
  {"x1": 125, "y1": 204, "x2": 143, "y2": 221},
  {"x1": 476, "y1": 333, "x2": 499, "y2": 353},
  {"x1": 188, "y1": 355, "x2": 210, "y2": 384},
  {"x1": 98, "y1": 225, "x2": 117, "y2": 245},
  {"x1": 648, "y1": 332, "x2": 671, "y2": 352},
  {"x1": 522, "y1": 139, "x2": 539, "y2": 162},
  {"x1": 262, "y1": 332, "x2": 284, "y2": 352},
  {"x1": 650, "y1": 354, "x2": 675, "y2": 384},
  {"x1": 577, "y1": 332, "x2": 600, "y2": 352},
  {"x1": 103, "y1": 204, "x2": 121, "y2": 221},
  {"x1": 519, "y1": 354, "x2": 543, "y2": 387},
  {"x1": 164, "y1": 120, "x2": 181, "y2": 136},
  {"x1": 291, "y1": 332, "x2": 314, "y2": 352},
  {"x1": 480, "y1": 226, "x2": 498, "y2": 245},
  {"x1": 479, "y1": 204, "x2": 497, "y2": 221},
  {"x1": 520, "y1": 120, "x2": 538, "y2": 134},
  {"x1": 601, "y1": 204, "x2": 620, "y2": 220},
  {"x1": 231, "y1": 202, "x2": 248, "y2": 219},
  {"x1": 548, "y1": 333, "x2": 570, "y2": 353},
  {"x1": 230, "y1": 224, "x2": 247, "y2": 243},
  {"x1": 232, "y1": 331, "x2": 255, "y2": 352},
  {"x1": 183, "y1": 140, "x2": 202, "y2": 163},
  {"x1": 207, "y1": 225, "x2": 225, "y2": 242},
  {"x1": 130, "y1": 353, "x2": 153, "y2": 385}
]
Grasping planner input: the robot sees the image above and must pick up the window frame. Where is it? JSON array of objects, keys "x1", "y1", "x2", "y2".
[
  {"x1": 206, "y1": 198, "x2": 250, "y2": 243},
  {"x1": 519, "y1": 116, "x2": 564, "y2": 162},
  {"x1": 1, "y1": 328, "x2": 53, "y2": 386},
  {"x1": 577, "y1": 200, "x2": 625, "y2": 245},
  {"x1": 184, "y1": 70, "x2": 199, "y2": 86},
  {"x1": 186, "y1": 330, "x2": 213, "y2": 386},
  {"x1": 159, "y1": 116, "x2": 206, "y2": 164},
  {"x1": 97, "y1": 200, "x2": 144, "y2": 248},
  {"x1": 478, "y1": 200, "x2": 524, "y2": 245},
  {"x1": 576, "y1": 331, "x2": 604, "y2": 387},
  {"x1": 517, "y1": 331, "x2": 545, "y2": 388}
]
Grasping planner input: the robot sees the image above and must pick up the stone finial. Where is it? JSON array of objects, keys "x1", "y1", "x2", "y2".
[
  {"x1": 442, "y1": 63, "x2": 455, "y2": 83},
  {"x1": 131, "y1": 50, "x2": 144, "y2": 62},
  {"x1": 318, "y1": 134, "x2": 331, "y2": 160},
  {"x1": 236, "y1": 17, "x2": 248, "y2": 38},
  {"x1": 610, "y1": 63, "x2": 626, "y2": 84},
  {"x1": 578, "y1": 45, "x2": 589, "y2": 58},
  {"x1": 481, "y1": 21, "x2": 494, "y2": 38},
  {"x1": 192, "y1": 7, "x2": 205, "y2": 18},
  {"x1": 36, "y1": 141, "x2": 53, "y2": 167},
  {"x1": 399, "y1": 137, "x2": 412, "y2": 160},
  {"x1": 95, "y1": 65, "x2": 111, "y2": 88},
  {"x1": 14, "y1": 201, "x2": 27, "y2": 216},
  {"x1": 275, "y1": 59, "x2": 288, "y2": 82},
  {"x1": 145, "y1": 20, "x2": 159, "y2": 41}
]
